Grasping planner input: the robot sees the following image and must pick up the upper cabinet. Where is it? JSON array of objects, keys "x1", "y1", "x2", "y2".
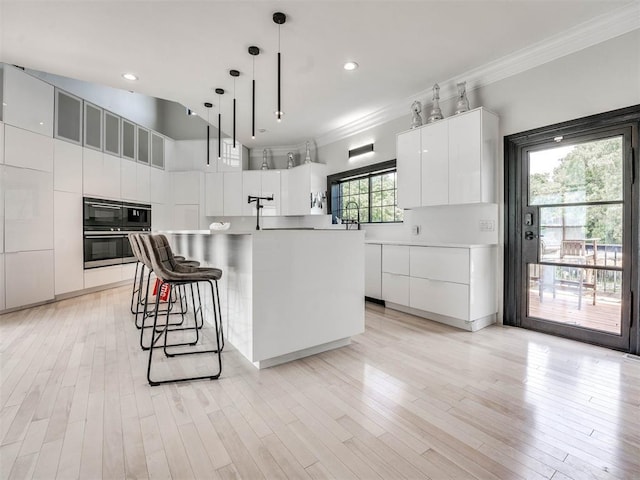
[
  {"x1": 55, "y1": 89, "x2": 83, "y2": 144},
  {"x1": 137, "y1": 126, "x2": 150, "y2": 164},
  {"x1": 285, "y1": 163, "x2": 328, "y2": 216},
  {"x1": 151, "y1": 132, "x2": 164, "y2": 169},
  {"x1": 122, "y1": 119, "x2": 137, "y2": 161},
  {"x1": 104, "y1": 111, "x2": 121, "y2": 156},
  {"x1": 242, "y1": 170, "x2": 281, "y2": 216},
  {"x1": 3, "y1": 65, "x2": 54, "y2": 137},
  {"x1": 397, "y1": 107, "x2": 498, "y2": 208},
  {"x1": 83, "y1": 102, "x2": 103, "y2": 151}
]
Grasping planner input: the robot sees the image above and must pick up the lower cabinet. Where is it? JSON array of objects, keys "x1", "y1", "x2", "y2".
[
  {"x1": 5, "y1": 250, "x2": 54, "y2": 309},
  {"x1": 54, "y1": 191, "x2": 84, "y2": 295},
  {"x1": 83, "y1": 264, "x2": 137, "y2": 289},
  {"x1": 382, "y1": 272, "x2": 409, "y2": 306},
  {"x1": 409, "y1": 277, "x2": 469, "y2": 320},
  {"x1": 365, "y1": 243, "x2": 382, "y2": 299},
  {"x1": 0, "y1": 254, "x2": 5, "y2": 311},
  {"x1": 378, "y1": 243, "x2": 497, "y2": 331},
  {"x1": 84, "y1": 265, "x2": 123, "y2": 289}
]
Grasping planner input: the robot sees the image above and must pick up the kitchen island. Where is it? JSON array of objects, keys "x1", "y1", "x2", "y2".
[{"x1": 163, "y1": 229, "x2": 365, "y2": 368}]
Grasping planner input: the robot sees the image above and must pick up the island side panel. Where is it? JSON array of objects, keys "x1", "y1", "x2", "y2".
[
  {"x1": 166, "y1": 232, "x2": 254, "y2": 362},
  {"x1": 251, "y1": 230, "x2": 365, "y2": 363}
]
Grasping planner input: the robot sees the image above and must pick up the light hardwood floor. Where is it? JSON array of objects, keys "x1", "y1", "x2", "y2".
[{"x1": 1, "y1": 286, "x2": 639, "y2": 479}]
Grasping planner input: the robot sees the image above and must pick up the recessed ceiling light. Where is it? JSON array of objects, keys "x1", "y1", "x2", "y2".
[
  {"x1": 343, "y1": 61, "x2": 358, "y2": 71},
  {"x1": 122, "y1": 73, "x2": 138, "y2": 81}
]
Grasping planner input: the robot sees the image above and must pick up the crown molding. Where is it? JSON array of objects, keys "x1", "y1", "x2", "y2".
[{"x1": 315, "y1": 2, "x2": 640, "y2": 148}]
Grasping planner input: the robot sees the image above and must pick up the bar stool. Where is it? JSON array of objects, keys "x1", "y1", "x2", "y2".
[
  {"x1": 140, "y1": 234, "x2": 223, "y2": 385},
  {"x1": 128, "y1": 233, "x2": 199, "y2": 318}
]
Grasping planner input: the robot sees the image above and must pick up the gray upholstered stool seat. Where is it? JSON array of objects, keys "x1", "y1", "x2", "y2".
[{"x1": 140, "y1": 234, "x2": 223, "y2": 386}]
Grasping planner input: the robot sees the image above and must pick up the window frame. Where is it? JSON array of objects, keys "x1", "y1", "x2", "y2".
[{"x1": 326, "y1": 159, "x2": 403, "y2": 224}]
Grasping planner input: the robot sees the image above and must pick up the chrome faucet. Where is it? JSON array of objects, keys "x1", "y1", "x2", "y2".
[
  {"x1": 343, "y1": 200, "x2": 360, "y2": 230},
  {"x1": 248, "y1": 195, "x2": 274, "y2": 230}
]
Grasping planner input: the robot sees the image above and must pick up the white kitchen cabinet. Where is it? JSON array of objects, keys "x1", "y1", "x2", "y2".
[
  {"x1": 242, "y1": 171, "x2": 261, "y2": 216},
  {"x1": 122, "y1": 161, "x2": 149, "y2": 202},
  {"x1": 396, "y1": 107, "x2": 498, "y2": 208},
  {"x1": 104, "y1": 111, "x2": 121, "y2": 157},
  {"x1": 223, "y1": 172, "x2": 243, "y2": 216},
  {"x1": 84, "y1": 265, "x2": 122, "y2": 289},
  {"x1": 205, "y1": 172, "x2": 224, "y2": 216},
  {"x1": 82, "y1": 147, "x2": 103, "y2": 197},
  {"x1": 4, "y1": 125, "x2": 54, "y2": 172},
  {"x1": 0, "y1": 122, "x2": 4, "y2": 163},
  {"x1": 0, "y1": 254, "x2": 4, "y2": 310},
  {"x1": 280, "y1": 170, "x2": 290, "y2": 216},
  {"x1": 382, "y1": 245, "x2": 410, "y2": 275},
  {"x1": 421, "y1": 120, "x2": 449, "y2": 206},
  {"x1": 261, "y1": 171, "x2": 281, "y2": 216},
  {"x1": 120, "y1": 158, "x2": 137, "y2": 201},
  {"x1": 396, "y1": 128, "x2": 421, "y2": 209},
  {"x1": 122, "y1": 263, "x2": 137, "y2": 281},
  {"x1": 242, "y1": 170, "x2": 280, "y2": 216},
  {"x1": 5, "y1": 250, "x2": 54, "y2": 309},
  {"x1": 150, "y1": 167, "x2": 169, "y2": 205},
  {"x1": 381, "y1": 245, "x2": 410, "y2": 305},
  {"x1": 54, "y1": 139, "x2": 82, "y2": 193},
  {"x1": 83, "y1": 149, "x2": 120, "y2": 199},
  {"x1": 54, "y1": 89, "x2": 83, "y2": 145},
  {"x1": 410, "y1": 246, "x2": 469, "y2": 284},
  {"x1": 448, "y1": 108, "x2": 498, "y2": 204},
  {"x1": 0, "y1": 167, "x2": 4, "y2": 253},
  {"x1": 365, "y1": 243, "x2": 382, "y2": 299},
  {"x1": 54, "y1": 191, "x2": 83, "y2": 295},
  {"x1": 136, "y1": 163, "x2": 150, "y2": 202},
  {"x1": 409, "y1": 277, "x2": 470, "y2": 320},
  {"x1": 4, "y1": 166, "x2": 54, "y2": 252},
  {"x1": 103, "y1": 154, "x2": 121, "y2": 200},
  {"x1": 3, "y1": 65, "x2": 54, "y2": 137},
  {"x1": 285, "y1": 163, "x2": 328, "y2": 216},
  {"x1": 83, "y1": 102, "x2": 103, "y2": 151},
  {"x1": 152, "y1": 203, "x2": 171, "y2": 230},
  {"x1": 382, "y1": 273, "x2": 410, "y2": 306},
  {"x1": 172, "y1": 171, "x2": 201, "y2": 204},
  {"x1": 172, "y1": 204, "x2": 200, "y2": 230}
]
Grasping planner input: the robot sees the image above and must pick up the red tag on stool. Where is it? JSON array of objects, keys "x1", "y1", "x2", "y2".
[
  {"x1": 152, "y1": 279, "x2": 171, "y2": 301},
  {"x1": 159, "y1": 283, "x2": 171, "y2": 302}
]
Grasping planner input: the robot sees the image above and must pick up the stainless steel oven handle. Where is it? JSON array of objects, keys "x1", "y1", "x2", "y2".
[
  {"x1": 123, "y1": 205, "x2": 152, "y2": 210},
  {"x1": 84, "y1": 235, "x2": 126, "y2": 239},
  {"x1": 86, "y1": 203, "x2": 122, "y2": 210}
]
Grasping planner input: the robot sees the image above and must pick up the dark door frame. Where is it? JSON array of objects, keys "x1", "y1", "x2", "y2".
[{"x1": 504, "y1": 105, "x2": 640, "y2": 354}]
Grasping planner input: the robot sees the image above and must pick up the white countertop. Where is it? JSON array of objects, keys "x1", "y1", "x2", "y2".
[{"x1": 365, "y1": 240, "x2": 497, "y2": 248}]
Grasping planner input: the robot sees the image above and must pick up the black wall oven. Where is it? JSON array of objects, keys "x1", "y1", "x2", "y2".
[{"x1": 83, "y1": 197, "x2": 151, "y2": 269}]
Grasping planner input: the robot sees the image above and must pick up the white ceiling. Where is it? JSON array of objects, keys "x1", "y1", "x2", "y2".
[{"x1": 0, "y1": 1, "x2": 632, "y2": 148}]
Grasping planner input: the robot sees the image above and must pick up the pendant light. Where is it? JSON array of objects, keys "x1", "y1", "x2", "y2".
[
  {"x1": 215, "y1": 88, "x2": 224, "y2": 160},
  {"x1": 273, "y1": 12, "x2": 286, "y2": 122},
  {"x1": 204, "y1": 102, "x2": 213, "y2": 165},
  {"x1": 248, "y1": 46, "x2": 260, "y2": 139},
  {"x1": 229, "y1": 69, "x2": 239, "y2": 148}
]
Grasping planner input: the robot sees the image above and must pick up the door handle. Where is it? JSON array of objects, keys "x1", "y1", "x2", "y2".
[{"x1": 524, "y1": 231, "x2": 537, "y2": 240}]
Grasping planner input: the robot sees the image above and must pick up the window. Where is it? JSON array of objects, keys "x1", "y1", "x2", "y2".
[{"x1": 327, "y1": 160, "x2": 403, "y2": 224}]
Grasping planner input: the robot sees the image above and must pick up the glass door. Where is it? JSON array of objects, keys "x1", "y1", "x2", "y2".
[{"x1": 520, "y1": 128, "x2": 632, "y2": 350}]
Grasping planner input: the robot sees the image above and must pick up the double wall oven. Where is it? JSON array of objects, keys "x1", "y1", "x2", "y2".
[{"x1": 83, "y1": 197, "x2": 151, "y2": 269}]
